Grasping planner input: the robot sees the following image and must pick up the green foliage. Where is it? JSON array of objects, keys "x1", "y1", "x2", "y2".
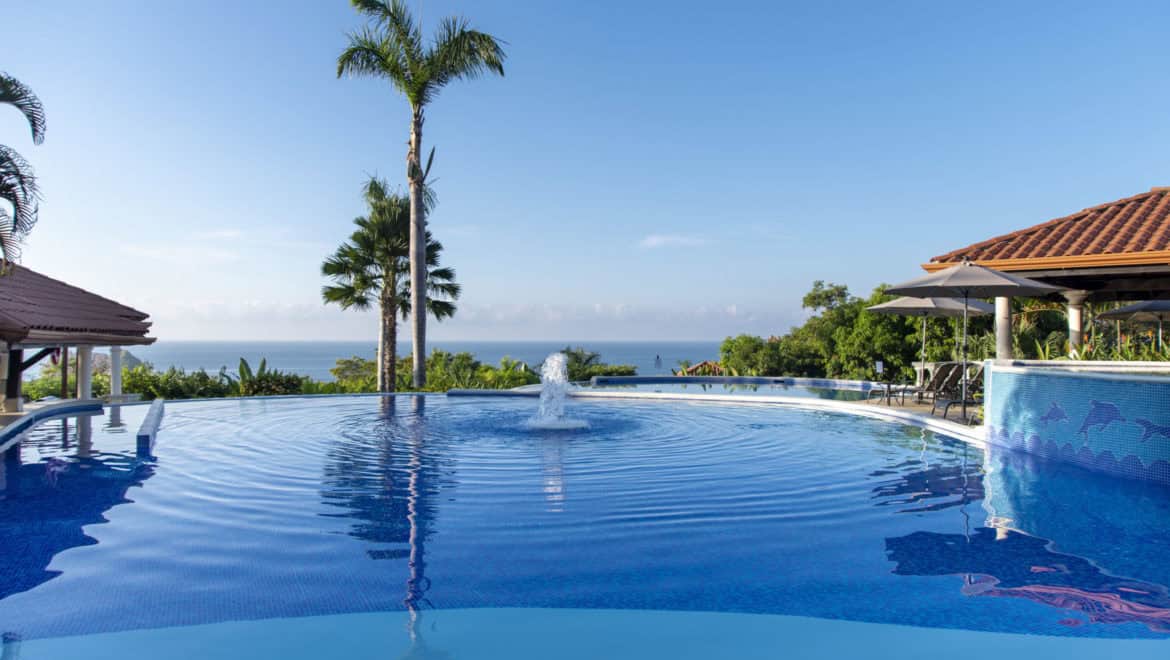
[
  {"x1": 235, "y1": 358, "x2": 305, "y2": 397},
  {"x1": 390, "y1": 350, "x2": 541, "y2": 392},
  {"x1": 560, "y1": 346, "x2": 637, "y2": 381},
  {"x1": 330, "y1": 355, "x2": 378, "y2": 392},
  {"x1": 720, "y1": 282, "x2": 970, "y2": 381},
  {"x1": 122, "y1": 364, "x2": 234, "y2": 401}
]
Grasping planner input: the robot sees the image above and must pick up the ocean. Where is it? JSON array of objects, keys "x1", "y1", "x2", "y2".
[{"x1": 125, "y1": 341, "x2": 722, "y2": 381}]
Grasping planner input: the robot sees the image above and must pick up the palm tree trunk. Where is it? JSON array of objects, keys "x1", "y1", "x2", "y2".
[
  {"x1": 408, "y1": 108, "x2": 427, "y2": 388},
  {"x1": 378, "y1": 292, "x2": 397, "y2": 393}
]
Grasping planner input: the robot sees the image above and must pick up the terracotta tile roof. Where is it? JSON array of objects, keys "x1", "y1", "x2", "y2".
[
  {"x1": 0, "y1": 265, "x2": 154, "y2": 346},
  {"x1": 928, "y1": 187, "x2": 1170, "y2": 271}
]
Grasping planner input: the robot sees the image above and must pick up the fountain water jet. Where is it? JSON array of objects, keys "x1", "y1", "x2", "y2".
[{"x1": 525, "y1": 353, "x2": 589, "y2": 430}]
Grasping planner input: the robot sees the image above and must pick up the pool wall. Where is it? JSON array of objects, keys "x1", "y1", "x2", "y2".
[{"x1": 985, "y1": 361, "x2": 1170, "y2": 485}]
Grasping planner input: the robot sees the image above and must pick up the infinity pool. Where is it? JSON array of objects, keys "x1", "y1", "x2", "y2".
[
  {"x1": 1, "y1": 395, "x2": 1169, "y2": 657},
  {"x1": 583, "y1": 382, "x2": 870, "y2": 400}
]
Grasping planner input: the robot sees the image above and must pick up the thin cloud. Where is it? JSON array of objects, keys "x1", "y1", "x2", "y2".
[{"x1": 639, "y1": 234, "x2": 708, "y2": 249}]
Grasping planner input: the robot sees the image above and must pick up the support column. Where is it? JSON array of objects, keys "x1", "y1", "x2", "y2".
[
  {"x1": 995, "y1": 297, "x2": 1013, "y2": 360},
  {"x1": 59, "y1": 346, "x2": 69, "y2": 399},
  {"x1": 109, "y1": 346, "x2": 122, "y2": 399},
  {"x1": 4, "y1": 347, "x2": 22, "y2": 413},
  {"x1": 1064, "y1": 290, "x2": 1090, "y2": 355},
  {"x1": 77, "y1": 346, "x2": 94, "y2": 399}
]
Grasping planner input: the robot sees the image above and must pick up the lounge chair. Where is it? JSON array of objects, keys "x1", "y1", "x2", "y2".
[
  {"x1": 899, "y1": 362, "x2": 958, "y2": 404},
  {"x1": 932, "y1": 365, "x2": 984, "y2": 421}
]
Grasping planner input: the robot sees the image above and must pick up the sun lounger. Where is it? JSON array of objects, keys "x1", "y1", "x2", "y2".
[{"x1": 932, "y1": 365, "x2": 984, "y2": 420}]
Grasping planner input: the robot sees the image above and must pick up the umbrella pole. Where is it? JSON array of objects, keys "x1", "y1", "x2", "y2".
[
  {"x1": 962, "y1": 294, "x2": 969, "y2": 421},
  {"x1": 920, "y1": 316, "x2": 927, "y2": 389},
  {"x1": 1160, "y1": 318, "x2": 1164, "y2": 353}
]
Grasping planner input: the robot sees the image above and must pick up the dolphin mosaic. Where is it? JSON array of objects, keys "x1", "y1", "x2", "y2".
[
  {"x1": 1135, "y1": 419, "x2": 1170, "y2": 443},
  {"x1": 1039, "y1": 402, "x2": 1068, "y2": 427},
  {"x1": 1078, "y1": 401, "x2": 1125, "y2": 439}
]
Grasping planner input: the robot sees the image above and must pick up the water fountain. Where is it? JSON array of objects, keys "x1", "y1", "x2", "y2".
[{"x1": 525, "y1": 353, "x2": 589, "y2": 430}]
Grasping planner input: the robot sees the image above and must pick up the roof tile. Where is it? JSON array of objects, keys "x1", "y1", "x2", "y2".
[{"x1": 932, "y1": 187, "x2": 1170, "y2": 264}]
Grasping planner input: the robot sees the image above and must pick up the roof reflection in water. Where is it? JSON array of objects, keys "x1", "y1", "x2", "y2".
[
  {"x1": 884, "y1": 442, "x2": 1170, "y2": 633},
  {"x1": 886, "y1": 527, "x2": 1170, "y2": 632},
  {"x1": 0, "y1": 412, "x2": 154, "y2": 601}
]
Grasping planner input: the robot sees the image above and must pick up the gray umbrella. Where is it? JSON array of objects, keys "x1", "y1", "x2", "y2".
[
  {"x1": 1097, "y1": 300, "x2": 1170, "y2": 351},
  {"x1": 867, "y1": 297, "x2": 995, "y2": 387},
  {"x1": 885, "y1": 261, "x2": 1064, "y2": 418}
]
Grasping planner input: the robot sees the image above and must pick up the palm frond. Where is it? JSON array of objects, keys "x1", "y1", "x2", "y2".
[
  {"x1": 0, "y1": 73, "x2": 45, "y2": 144},
  {"x1": 337, "y1": 29, "x2": 411, "y2": 97},
  {"x1": 322, "y1": 283, "x2": 372, "y2": 310},
  {"x1": 0, "y1": 209, "x2": 18, "y2": 265},
  {"x1": 426, "y1": 299, "x2": 457, "y2": 321},
  {"x1": 426, "y1": 18, "x2": 506, "y2": 90},
  {"x1": 427, "y1": 279, "x2": 460, "y2": 300},
  {"x1": 0, "y1": 145, "x2": 39, "y2": 248},
  {"x1": 428, "y1": 265, "x2": 456, "y2": 284}
]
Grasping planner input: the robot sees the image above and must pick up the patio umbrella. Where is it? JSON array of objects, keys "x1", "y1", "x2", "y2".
[
  {"x1": 1097, "y1": 300, "x2": 1170, "y2": 351},
  {"x1": 867, "y1": 297, "x2": 994, "y2": 387},
  {"x1": 885, "y1": 261, "x2": 1064, "y2": 419}
]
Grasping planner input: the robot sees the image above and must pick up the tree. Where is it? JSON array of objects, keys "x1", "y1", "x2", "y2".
[
  {"x1": 0, "y1": 72, "x2": 45, "y2": 265},
  {"x1": 338, "y1": 0, "x2": 506, "y2": 388},
  {"x1": 322, "y1": 177, "x2": 460, "y2": 392}
]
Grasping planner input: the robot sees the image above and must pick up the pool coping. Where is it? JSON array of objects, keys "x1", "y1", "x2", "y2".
[{"x1": 0, "y1": 399, "x2": 105, "y2": 451}]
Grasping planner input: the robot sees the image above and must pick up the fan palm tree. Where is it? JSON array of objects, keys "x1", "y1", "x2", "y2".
[
  {"x1": 0, "y1": 72, "x2": 45, "y2": 265},
  {"x1": 322, "y1": 177, "x2": 460, "y2": 392},
  {"x1": 337, "y1": 0, "x2": 505, "y2": 388}
]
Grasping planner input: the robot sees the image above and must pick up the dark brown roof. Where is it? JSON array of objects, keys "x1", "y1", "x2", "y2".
[
  {"x1": 928, "y1": 187, "x2": 1170, "y2": 271},
  {"x1": 0, "y1": 265, "x2": 154, "y2": 346}
]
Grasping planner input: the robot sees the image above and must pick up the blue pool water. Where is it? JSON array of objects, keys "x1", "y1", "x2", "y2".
[
  {"x1": 1, "y1": 395, "x2": 1169, "y2": 655},
  {"x1": 584, "y1": 381, "x2": 870, "y2": 400}
]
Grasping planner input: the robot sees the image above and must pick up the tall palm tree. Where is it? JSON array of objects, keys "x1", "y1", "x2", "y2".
[
  {"x1": 337, "y1": 0, "x2": 505, "y2": 388},
  {"x1": 322, "y1": 177, "x2": 460, "y2": 392},
  {"x1": 0, "y1": 72, "x2": 45, "y2": 265}
]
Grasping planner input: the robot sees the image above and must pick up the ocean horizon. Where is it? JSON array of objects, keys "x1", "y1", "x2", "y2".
[{"x1": 124, "y1": 340, "x2": 723, "y2": 381}]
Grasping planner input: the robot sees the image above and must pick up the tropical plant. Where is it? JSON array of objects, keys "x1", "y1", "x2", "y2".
[
  {"x1": 322, "y1": 178, "x2": 460, "y2": 392},
  {"x1": 558, "y1": 346, "x2": 637, "y2": 381},
  {"x1": 330, "y1": 355, "x2": 378, "y2": 392},
  {"x1": 0, "y1": 72, "x2": 45, "y2": 264},
  {"x1": 235, "y1": 358, "x2": 305, "y2": 396},
  {"x1": 338, "y1": 0, "x2": 506, "y2": 388}
]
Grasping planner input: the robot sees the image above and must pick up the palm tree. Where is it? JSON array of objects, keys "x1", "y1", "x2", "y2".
[
  {"x1": 322, "y1": 177, "x2": 460, "y2": 392},
  {"x1": 0, "y1": 73, "x2": 45, "y2": 265},
  {"x1": 337, "y1": 0, "x2": 505, "y2": 388}
]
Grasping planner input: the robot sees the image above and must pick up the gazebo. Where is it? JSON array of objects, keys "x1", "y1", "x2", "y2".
[
  {"x1": 924, "y1": 186, "x2": 1170, "y2": 357},
  {"x1": 0, "y1": 265, "x2": 154, "y2": 412}
]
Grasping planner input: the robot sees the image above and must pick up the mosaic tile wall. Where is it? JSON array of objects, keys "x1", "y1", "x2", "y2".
[{"x1": 985, "y1": 364, "x2": 1170, "y2": 485}]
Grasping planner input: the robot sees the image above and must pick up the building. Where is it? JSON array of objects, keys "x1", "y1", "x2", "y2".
[
  {"x1": 0, "y1": 264, "x2": 154, "y2": 411},
  {"x1": 925, "y1": 186, "x2": 1170, "y2": 356}
]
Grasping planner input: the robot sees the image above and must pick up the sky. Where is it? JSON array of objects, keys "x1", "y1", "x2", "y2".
[{"x1": 4, "y1": 1, "x2": 1170, "y2": 341}]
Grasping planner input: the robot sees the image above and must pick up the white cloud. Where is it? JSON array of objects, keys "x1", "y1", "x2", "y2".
[{"x1": 638, "y1": 234, "x2": 708, "y2": 249}]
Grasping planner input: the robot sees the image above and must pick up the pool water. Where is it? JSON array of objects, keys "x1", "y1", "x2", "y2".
[
  {"x1": 582, "y1": 382, "x2": 870, "y2": 400},
  {"x1": 1, "y1": 395, "x2": 1169, "y2": 654}
]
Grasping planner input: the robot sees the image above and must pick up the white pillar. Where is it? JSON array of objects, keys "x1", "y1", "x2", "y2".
[
  {"x1": 77, "y1": 346, "x2": 94, "y2": 399},
  {"x1": 109, "y1": 346, "x2": 122, "y2": 398},
  {"x1": 995, "y1": 297, "x2": 1013, "y2": 360},
  {"x1": 1064, "y1": 290, "x2": 1089, "y2": 355}
]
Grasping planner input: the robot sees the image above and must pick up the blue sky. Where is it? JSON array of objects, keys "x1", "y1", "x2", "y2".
[{"x1": 4, "y1": 1, "x2": 1169, "y2": 340}]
